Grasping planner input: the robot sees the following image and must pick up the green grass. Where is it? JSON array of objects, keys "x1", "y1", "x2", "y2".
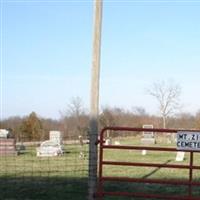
[
  {"x1": 0, "y1": 137, "x2": 200, "y2": 199},
  {"x1": 101, "y1": 137, "x2": 200, "y2": 199},
  {"x1": 0, "y1": 145, "x2": 88, "y2": 177},
  {"x1": 0, "y1": 144, "x2": 88, "y2": 200}
]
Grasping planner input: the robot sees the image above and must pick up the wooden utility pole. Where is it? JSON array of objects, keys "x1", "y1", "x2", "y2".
[{"x1": 88, "y1": 0, "x2": 103, "y2": 199}]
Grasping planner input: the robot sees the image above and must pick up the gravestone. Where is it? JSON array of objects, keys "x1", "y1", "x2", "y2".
[
  {"x1": 105, "y1": 138, "x2": 112, "y2": 145},
  {"x1": 0, "y1": 138, "x2": 18, "y2": 156},
  {"x1": 36, "y1": 131, "x2": 63, "y2": 157},
  {"x1": 141, "y1": 125, "x2": 156, "y2": 145},
  {"x1": 79, "y1": 136, "x2": 86, "y2": 159},
  {"x1": 0, "y1": 129, "x2": 9, "y2": 138},
  {"x1": 141, "y1": 149, "x2": 147, "y2": 155},
  {"x1": 175, "y1": 151, "x2": 185, "y2": 161},
  {"x1": 36, "y1": 140, "x2": 63, "y2": 157},
  {"x1": 114, "y1": 141, "x2": 120, "y2": 145},
  {"x1": 49, "y1": 131, "x2": 62, "y2": 145},
  {"x1": 0, "y1": 129, "x2": 18, "y2": 156}
]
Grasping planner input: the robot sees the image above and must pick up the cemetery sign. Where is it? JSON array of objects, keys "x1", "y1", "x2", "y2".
[{"x1": 177, "y1": 131, "x2": 200, "y2": 151}]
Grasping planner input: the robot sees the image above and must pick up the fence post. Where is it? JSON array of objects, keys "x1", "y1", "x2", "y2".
[{"x1": 88, "y1": 0, "x2": 103, "y2": 200}]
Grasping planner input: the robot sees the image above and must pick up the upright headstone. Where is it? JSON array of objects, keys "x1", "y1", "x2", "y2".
[
  {"x1": 141, "y1": 149, "x2": 147, "y2": 155},
  {"x1": 0, "y1": 129, "x2": 9, "y2": 138},
  {"x1": 79, "y1": 135, "x2": 84, "y2": 146},
  {"x1": 175, "y1": 151, "x2": 185, "y2": 162},
  {"x1": 79, "y1": 135, "x2": 86, "y2": 159},
  {"x1": 141, "y1": 125, "x2": 156, "y2": 145},
  {"x1": 49, "y1": 131, "x2": 62, "y2": 144},
  {"x1": 114, "y1": 141, "x2": 120, "y2": 145},
  {"x1": 105, "y1": 138, "x2": 112, "y2": 145},
  {"x1": 0, "y1": 138, "x2": 18, "y2": 156}
]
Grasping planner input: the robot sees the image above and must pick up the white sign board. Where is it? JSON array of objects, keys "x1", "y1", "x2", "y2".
[{"x1": 177, "y1": 131, "x2": 200, "y2": 151}]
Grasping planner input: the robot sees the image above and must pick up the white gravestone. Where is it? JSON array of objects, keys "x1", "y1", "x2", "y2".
[
  {"x1": 114, "y1": 141, "x2": 120, "y2": 145},
  {"x1": 0, "y1": 129, "x2": 9, "y2": 138},
  {"x1": 79, "y1": 136, "x2": 86, "y2": 159},
  {"x1": 105, "y1": 138, "x2": 112, "y2": 145},
  {"x1": 49, "y1": 131, "x2": 62, "y2": 145},
  {"x1": 141, "y1": 125, "x2": 155, "y2": 155},
  {"x1": 142, "y1": 150, "x2": 147, "y2": 155},
  {"x1": 176, "y1": 151, "x2": 185, "y2": 162},
  {"x1": 141, "y1": 125, "x2": 155, "y2": 145}
]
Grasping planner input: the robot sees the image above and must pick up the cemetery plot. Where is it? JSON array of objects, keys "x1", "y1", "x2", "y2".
[
  {"x1": 0, "y1": 141, "x2": 89, "y2": 200},
  {"x1": 36, "y1": 130, "x2": 63, "y2": 157}
]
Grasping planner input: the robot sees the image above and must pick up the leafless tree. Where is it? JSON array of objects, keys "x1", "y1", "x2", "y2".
[
  {"x1": 132, "y1": 106, "x2": 148, "y2": 116},
  {"x1": 66, "y1": 96, "x2": 85, "y2": 118},
  {"x1": 147, "y1": 80, "x2": 181, "y2": 128},
  {"x1": 60, "y1": 97, "x2": 89, "y2": 139}
]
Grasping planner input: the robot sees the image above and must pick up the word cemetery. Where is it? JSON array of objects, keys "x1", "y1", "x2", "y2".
[{"x1": 177, "y1": 131, "x2": 200, "y2": 151}]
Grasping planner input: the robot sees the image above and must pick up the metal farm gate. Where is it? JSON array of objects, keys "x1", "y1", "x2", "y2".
[{"x1": 96, "y1": 127, "x2": 200, "y2": 200}]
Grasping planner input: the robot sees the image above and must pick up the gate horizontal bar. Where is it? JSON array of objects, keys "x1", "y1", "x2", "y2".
[
  {"x1": 102, "y1": 160, "x2": 200, "y2": 169},
  {"x1": 102, "y1": 145, "x2": 178, "y2": 151},
  {"x1": 99, "y1": 191, "x2": 200, "y2": 200},
  {"x1": 102, "y1": 145, "x2": 200, "y2": 152},
  {"x1": 101, "y1": 176, "x2": 200, "y2": 186},
  {"x1": 101, "y1": 126, "x2": 200, "y2": 134}
]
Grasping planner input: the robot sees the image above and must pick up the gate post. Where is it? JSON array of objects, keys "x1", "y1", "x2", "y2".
[{"x1": 88, "y1": 0, "x2": 103, "y2": 200}]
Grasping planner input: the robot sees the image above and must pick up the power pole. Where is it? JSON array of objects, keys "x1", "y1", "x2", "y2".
[{"x1": 88, "y1": 0, "x2": 103, "y2": 200}]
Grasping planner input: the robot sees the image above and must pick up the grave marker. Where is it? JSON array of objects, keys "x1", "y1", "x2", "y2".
[
  {"x1": 141, "y1": 125, "x2": 156, "y2": 145},
  {"x1": 141, "y1": 149, "x2": 147, "y2": 155},
  {"x1": 0, "y1": 138, "x2": 18, "y2": 156},
  {"x1": 175, "y1": 151, "x2": 185, "y2": 162},
  {"x1": 79, "y1": 135, "x2": 86, "y2": 159},
  {"x1": 0, "y1": 129, "x2": 9, "y2": 138},
  {"x1": 49, "y1": 131, "x2": 62, "y2": 145}
]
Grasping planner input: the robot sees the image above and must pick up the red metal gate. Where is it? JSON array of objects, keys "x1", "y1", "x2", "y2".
[{"x1": 96, "y1": 127, "x2": 200, "y2": 200}]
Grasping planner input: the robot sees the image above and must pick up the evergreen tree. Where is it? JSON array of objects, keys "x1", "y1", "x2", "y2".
[{"x1": 20, "y1": 112, "x2": 44, "y2": 141}]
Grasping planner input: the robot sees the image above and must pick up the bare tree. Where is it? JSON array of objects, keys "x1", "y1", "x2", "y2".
[
  {"x1": 99, "y1": 107, "x2": 115, "y2": 138},
  {"x1": 147, "y1": 80, "x2": 181, "y2": 128},
  {"x1": 60, "y1": 97, "x2": 88, "y2": 139},
  {"x1": 66, "y1": 96, "x2": 85, "y2": 118},
  {"x1": 132, "y1": 106, "x2": 148, "y2": 116}
]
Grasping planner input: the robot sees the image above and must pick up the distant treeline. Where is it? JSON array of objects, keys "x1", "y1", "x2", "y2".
[{"x1": 0, "y1": 107, "x2": 200, "y2": 142}]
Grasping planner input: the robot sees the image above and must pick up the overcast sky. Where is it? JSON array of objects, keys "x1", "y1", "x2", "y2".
[{"x1": 1, "y1": 0, "x2": 200, "y2": 119}]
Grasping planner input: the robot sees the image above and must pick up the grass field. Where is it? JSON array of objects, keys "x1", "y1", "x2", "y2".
[
  {"x1": 0, "y1": 136, "x2": 200, "y2": 200},
  {"x1": 0, "y1": 144, "x2": 88, "y2": 200},
  {"x1": 101, "y1": 136, "x2": 200, "y2": 199}
]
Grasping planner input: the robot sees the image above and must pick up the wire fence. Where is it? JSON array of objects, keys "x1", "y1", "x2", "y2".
[{"x1": 0, "y1": 133, "x2": 89, "y2": 200}]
